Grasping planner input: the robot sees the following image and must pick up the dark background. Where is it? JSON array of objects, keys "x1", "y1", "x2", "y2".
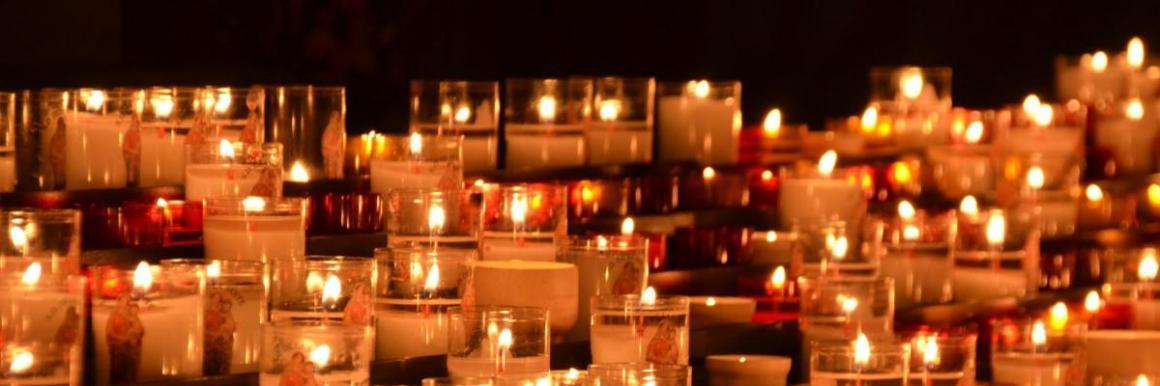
[{"x1": 1, "y1": 0, "x2": 1157, "y2": 132}]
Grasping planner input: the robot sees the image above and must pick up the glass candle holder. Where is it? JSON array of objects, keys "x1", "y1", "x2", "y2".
[
  {"x1": 131, "y1": 87, "x2": 201, "y2": 187},
  {"x1": 185, "y1": 141, "x2": 283, "y2": 203},
  {"x1": 1076, "y1": 184, "x2": 1135, "y2": 231},
  {"x1": 590, "y1": 294, "x2": 690, "y2": 365},
  {"x1": 587, "y1": 363, "x2": 691, "y2": 386},
  {"x1": 259, "y1": 320, "x2": 373, "y2": 386},
  {"x1": 796, "y1": 220, "x2": 876, "y2": 277},
  {"x1": 1094, "y1": 375, "x2": 1160, "y2": 386},
  {"x1": 50, "y1": 88, "x2": 137, "y2": 190},
  {"x1": 870, "y1": 66, "x2": 952, "y2": 112},
  {"x1": 0, "y1": 92, "x2": 15, "y2": 193},
  {"x1": 196, "y1": 86, "x2": 265, "y2": 144},
  {"x1": 706, "y1": 354, "x2": 791, "y2": 386},
  {"x1": 1085, "y1": 330, "x2": 1160, "y2": 384},
  {"x1": 447, "y1": 306, "x2": 551, "y2": 378},
  {"x1": 559, "y1": 235, "x2": 648, "y2": 341},
  {"x1": 998, "y1": 107, "x2": 1084, "y2": 194},
  {"x1": 747, "y1": 229, "x2": 800, "y2": 268},
  {"x1": 1100, "y1": 247, "x2": 1160, "y2": 330},
  {"x1": 13, "y1": 90, "x2": 65, "y2": 190},
  {"x1": 778, "y1": 159, "x2": 869, "y2": 238},
  {"x1": 385, "y1": 187, "x2": 478, "y2": 249},
  {"x1": 676, "y1": 166, "x2": 749, "y2": 210},
  {"x1": 1015, "y1": 185, "x2": 1080, "y2": 239},
  {"x1": 926, "y1": 144, "x2": 996, "y2": 200},
  {"x1": 374, "y1": 246, "x2": 474, "y2": 360},
  {"x1": 867, "y1": 210, "x2": 956, "y2": 308},
  {"x1": 269, "y1": 256, "x2": 377, "y2": 325},
  {"x1": 161, "y1": 259, "x2": 266, "y2": 375},
  {"x1": 0, "y1": 209, "x2": 82, "y2": 276},
  {"x1": 798, "y1": 276, "x2": 894, "y2": 338},
  {"x1": 1138, "y1": 180, "x2": 1160, "y2": 225},
  {"x1": 952, "y1": 209, "x2": 1040, "y2": 301},
  {"x1": 90, "y1": 262, "x2": 205, "y2": 385},
  {"x1": 421, "y1": 376, "x2": 497, "y2": 386},
  {"x1": 656, "y1": 80, "x2": 741, "y2": 165},
  {"x1": 203, "y1": 196, "x2": 308, "y2": 262},
  {"x1": 810, "y1": 338, "x2": 909, "y2": 386},
  {"x1": 588, "y1": 77, "x2": 655, "y2": 165},
  {"x1": 904, "y1": 332, "x2": 977, "y2": 386},
  {"x1": 0, "y1": 270, "x2": 85, "y2": 386},
  {"x1": 479, "y1": 183, "x2": 566, "y2": 262},
  {"x1": 411, "y1": 80, "x2": 500, "y2": 172},
  {"x1": 120, "y1": 198, "x2": 203, "y2": 247},
  {"x1": 1095, "y1": 98, "x2": 1158, "y2": 177},
  {"x1": 568, "y1": 178, "x2": 636, "y2": 221},
  {"x1": 369, "y1": 133, "x2": 462, "y2": 194},
  {"x1": 1055, "y1": 53, "x2": 1129, "y2": 103},
  {"x1": 503, "y1": 78, "x2": 591, "y2": 170},
  {"x1": 266, "y1": 85, "x2": 346, "y2": 180},
  {"x1": 990, "y1": 318, "x2": 1087, "y2": 386}
]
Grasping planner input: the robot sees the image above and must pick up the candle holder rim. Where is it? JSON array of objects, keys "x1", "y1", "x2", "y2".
[
  {"x1": 159, "y1": 258, "x2": 265, "y2": 273},
  {"x1": 592, "y1": 294, "x2": 690, "y2": 309},
  {"x1": 203, "y1": 195, "x2": 308, "y2": 215},
  {"x1": 0, "y1": 208, "x2": 81, "y2": 223},
  {"x1": 447, "y1": 305, "x2": 549, "y2": 321},
  {"x1": 564, "y1": 234, "x2": 647, "y2": 251},
  {"x1": 258, "y1": 84, "x2": 345, "y2": 93},
  {"x1": 264, "y1": 318, "x2": 373, "y2": 334},
  {"x1": 374, "y1": 246, "x2": 477, "y2": 262}
]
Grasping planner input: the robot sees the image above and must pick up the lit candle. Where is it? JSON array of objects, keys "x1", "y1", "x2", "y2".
[
  {"x1": 853, "y1": 332, "x2": 871, "y2": 385},
  {"x1": 778, "y1": 151, "x2": 866, "y2": 243},
  {"x1": 368, "y1": 133, "x2": 462, "y2": 193},
  {"x1": 763, "y1": 108, "x2": 783, "y2": 138},
  {"x1": 590, "y1": 289, "x2": 690, "y2": 365},
  {"x1": 64, "y1": 89, "x2": 130, "y2": 189},
  {"x1": 185, "y1": 140, "x2": 282, "y2": 203},
  {"x1": 202, "y1": 196, "x2": 307, "y2": 262},
  {"x1": 688, "y1": 295, "x2": 757, "y2": 329},
  {"x1": 657, "y1": 80, "x2": 741, "y2": 164},
  {"x1": 587, "y1": 77, "x2": 655, "y2": 165}
]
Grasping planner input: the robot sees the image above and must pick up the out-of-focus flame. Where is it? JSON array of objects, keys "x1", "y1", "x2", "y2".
[
  {"x1": 207, "y1": 260, "x2": 221, "y2": 280},
  {"x1": 900, "y1": 67, "x2": 925, "y2": 100},
  {"x1": 898, "y1": 200, "x2": 916, "y2": 220},
  {"x1": 537, "y1": 95, "x2": 558, "y2": 122},
  {"x1": 771, "y1": 266, "x2": 786, "y2": 290},
  {"x1": 861, "y1": 106, "x2": 878, "y2": 134},
  {"x1": 1127, "y1": 98, "x2": 1146, "y2": 121},
  {"x1": 242, "y1": 196, "x2": 267, "y2": 212},
  {"x1": 1139, "y1": 249, "x2": 1159, "y2": 281},
  {"x1": 133, "y1": 261, "x2": 154, "y2": 294},
  {"x1": 598, "y1": 99, "x2": 621, "y2": 122},
  {"x1": 692, "y1": 80, "x2": 711, "y2": 98},
  {"x1": 621, "y1": 217, "x2": 635, "y2": 235},
  {"x1": 1031, "y1": 320, "x2": 1048, "y2": 347},
  {"x1": 289, "y1": 161, "x2": 310, "y2": 183},
  {"x1": 21, "y1": 262, "x2": 41, "y2": 287},
  {"x1": 853, "y1": 332, "x2": 871, "y2": 367},
  {"x1": 409, "y1": 132, "x2": 423, "y2": 155},
  {"x1": 1085, "y1": 184, "x2": 1104, "y2": 202},
  {"x1": 309, "y1": 344, "x2": 331, "y2": 368},
  {"x1": 9, "y1": 350, "x2": 33, "y2": 374},
  {"x1": 642, "y1": 287, "x2": 657, "y2": 305},
  {"x1": 321, "y1": 275, "x2": 342, "y2": 308},
  {"x1": 763, "y1": 108, "x2": 782, "y2": 136},
  {"x1": 985, "y1": 211, "x2": 1006, "y2": 247},
  {"x1": 1084, "y1": 290, "x2": 1102, "y2": 313},
  {"x1": 423, "y1": 263, "x2": 440, "y2": 292},
  {"x1": 1027, "y1": 167, "x2": 1045, "y2": 190},
  {"x1": 965, "y1": 121, "x2": 984, "y2": 144},
  {"x1": 1129, "y1": 37, "x2": 1146, "y2": 69},
  {"x1": 960, "y1": 196, "x2": 979, "y2": 218},
  {"x1": 702, "y1": 166, "x2": 716, "y2": 180},
  {"x1": 1049, "y1": 302, "x2": 1069, "y2": 330},
  {"x1": 1092, "y1": 51, "x2": 1110, "y2": 73},
  {"x1": 818, "y1": 150, "x2": 838, "y2": 177},
  {"x1": 219, "y1": 139, "x2": 236, "y2": 160}
]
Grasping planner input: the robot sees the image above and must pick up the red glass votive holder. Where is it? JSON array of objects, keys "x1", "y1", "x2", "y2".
[
  {"x1": 568, "y1": 179, "x2": 635, "y2": 221},
  {"x1": 80, "y1": 203, "x2": 125, "y2": 250},
  {"x1": 667, "y1": 226, "x2": 747, "y2": 269},
  {"x1": 119, "y1": 199, "x2": 202, "y2": 247},
  {"x1": 746, "y1": 167, "x2": 780, "y2": 209},
  {"x1": 307, "y1": 192, "x2": 383, "y2": 235},
  {"x1": 635, "y1": 174, "x2": 677, "y2": 215},
  {"x1": 676, "y1": 167, "x2": 748, "y2": 211}
]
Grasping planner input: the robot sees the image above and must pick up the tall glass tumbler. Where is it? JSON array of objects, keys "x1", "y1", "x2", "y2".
[
  {"x1": 266, "y1": 85, "x2": 347, "y2": 180},
  {"x1": 411, "y1": 80, "x2": 499, "y2": 172}
]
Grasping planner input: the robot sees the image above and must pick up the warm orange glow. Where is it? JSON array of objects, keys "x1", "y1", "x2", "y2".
[
  {"x1": 1031, "y1": 320, "x2": 1048, "y2": 347},
  {"x1": 965, "y1": 121, "x2": 984, "y2": 144},
  {"x1": 1022, "y1": 94, "x2": 1042, "y2": 117},
  {"x1": 764, "y1": 231, "x2": 778, "y2": 243},
  {"x1": 702, "y1": 166, "x2": 716, "y2": 180},
  {"x1": 1127, "y1": 98, "x2": 1146, "y2": 121},
  {"x1": 1085, "y1": 184, "x2": 1104, "y2": 202},
  {"x1": 1032, "y1": 104, "x2": 1054, "y2": 127},
  {"x1": 207, "y1": 260, "x2": 222, "y2": 280},
  {"x1": 133, "y1": 261, "x2": 154, "y2": 293},
  {"x1": 705, "y1": 297, "x2": 717, "y2": 307},
  {"x1": 1049, "y1": 302, "x2": 1069, "y2": 330},
  {"x1": 903, "y1": 225, "x2": 921, "y2": 241},
  {"x1": 20, "y1": 262, "x2": 41, "y2": 287},
  {"x1": 1137, "y1": 374, "x2": 1151, "y2": 386},
  {"x1": 922, "y1": 338, "x2": 940, "y2": 367},
  {"x1": 891, "y1": 162, "x2": 913, "y2": 185},
  {"x1": 771, "y1": 266, "x2": 786, "y2": 290},
  {"x1": 309, "y1": 344, "x2": 331, "y2": 368},
  {"x1": 985, "y1": 211, "x2": 1006, "y2": 247},
  {"x1": 424, "y1": 263, "x2": 441, "y2": 292},
  {"x1": 1140, "y1": 249, "x2": 1159, "y2": 281},
  {"x1": 853, "y1": 332, "x2": 871, "y2": 367},
  {"x1": 84, "y1": 89, "x2": 106, "y2": 112},
  {"x1": 642, "y1": 287, "x2": 658, "y2": 305},
  {"x1": 898, "y1": 200, "x2": 917, "y2": 220},
  {"x1": 818, "y1": 150, "x2": 838, "y2": 177},
  {"x1": 900, "y1": 67, "x2": 925, "y2": 100},
  {"x1": 8, "y1": 350, "x2": 33, "y2": 374},
  {"x1": 763, "y1": 108, "x2": 783, "y2": 136},
  {"x1": 454, "y1": 105, "x2": 472, "y2": 123},
  {"x1": 8, "y1": 226, "x2": 27, "y2": 254},
  {"x1": 1026, "y1": 167, "x2": 1045, "y2": 190},
  {"x1": 510, "y1": 194, "x2": 528, "y2": 226},
  {"x1": 761, "y1": 169, "x2": 774, "y2": 183},
  {"x1": 219, "y1": 139, "x2": 235, "y2": 160},
  {"x1": 321, "y1": 274, "x2": 342, "y2": 308},
  {"x1": 306, "y1": 272, "x2": 325, "y2": 293},
  {"x1": 1129, "y1": 37, "x2": 1146, "y2": 69},
  {"x1": 428, "y1": 204, "x2": 446, "y2": 233},
  {"x1": 1084, "y1": 290, "x2": 1102, "y2": 313},
  {"x1": 829, "y1": 235, "x2": 849, "y2": 259},
  {"x1": 598, "y1": 99, "x2": 621, "y2": 122},
  {"x1": 621, "y1": 217, "x2": 635, "y2": 235},
  {"x1": 213, "y1": 90, "x2": 232, "y2": 114},
  {"x1": 1092, "y1": 51, "x2": 1110, "y2": 73},
  {"x1": 860, "y1": 106, "x2": 879, "y2": 134},
  {"x1": 692, "y1": 80, "x2": 711, "y2": 98},
  {"x1": 841, "y1": 296, "x2": 859, "y2": 314},
  {"x1": 242, "y1": 196, "x2": 267, "y2": 212},
  {"x1": 152, "y1": 95, "x2": 175, "y2": 118},
  {"x1": 409, "y1": 132, "x2": 423, "y2": 155},
  {"x1": 960, "y1": 196, "x2": 979, "y2": 218},
  {"x1": 497, "y1": 327, "x2": 514, "y2": 353},
  {"x1": 289, "y1": 161, "x2": 311, "y2": 183},
  {"x1": 1149, "y1": 185, "x2": 1160, "y2": 207}
]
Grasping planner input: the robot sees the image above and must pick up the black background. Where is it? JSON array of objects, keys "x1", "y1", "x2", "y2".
[{"x1": 1, "y1": 0, "x2": 1158, "y2": 132}]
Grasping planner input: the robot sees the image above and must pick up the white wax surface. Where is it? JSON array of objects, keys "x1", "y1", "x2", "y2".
[
  {"x1": 586, "y1": 121, "x2": 653, "y2": 165},
  {"x1": 707, "y1": 355, "x2": 791, "y2": 386},
  {"x1": 374, "y1": 303, "x2": 453, "y2": 360},
  {"x1": 446, "y1": 356, "x2": 550, "y2": 378},
  {"x1": 185, "y1": 164, "x2": 265, "y2": 203},
  {"x1": 1098, "y1": 117, "x2": 1159, "y2": 175},
  {"x1": 688, "y1": 296, "x2": 757, "y2": 328},
  {"x1": 67, "y1": 113, "x2": 128, "y2": 189},
  {"x1": 657, "y1": 96, "x2": 739, "y2": 165},
  {"x1": 590, "y1": 317, "x2": 690, "y2": 365},
  {"x1": 0, "y1": 153, "x2": 14, "y2": 193},
  {"x1": 778, "y1": 178, "x2": 865, "y2": 228},
  {"x1": 991, "y1": 353, "x2": 1075, "y2": 386},
  {"x1": 928, "y1": 148, "x2": 994, "y2": 198},
  {"x1": 368, "y1": 159, "x2": 454, "y2": 194},
  {"x1": 462, "y1": 135, "x2": 498, "y2": 172},
  {"x1": 1086, "y1": 330, "x2": 1160, "y2": 383},
  {"x1": 92, "y1": 295, "x2": 204, "y2": 386},
  {"x1": 952, "y1": 267, "x2": 1032, "y2": 300},
  {"x1": 1133, "y1": 299, "x2": 1160, "y2": 330},
  {"x1": 139, "y1": 125, "x2": 187, "y2": 187},
  {"x1": 879, "y1": 251, "x2": 952, "y2": 307},
  {"x1": 480, "y1": 233, "x2": 557, "y2": 262},
  {"x1": 203, "y1": 215, "x2": 306, "y2": 262},
  {"x1": 504, "y1": 129, "x2": 586, "y2": 170}
]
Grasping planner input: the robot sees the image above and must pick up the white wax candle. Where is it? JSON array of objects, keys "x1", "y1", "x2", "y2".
[
  {"x1": 706, "y1": 355, "x2": 791, "y2": 386},
  {"x1": 1132, "y1": 298, "x2": 1160, "y2": 330},
  {"x1": 92, "y1": 295, "x2": 204, "y2": 385},
  {"x1": 504, "y1": 124, "x2": 586, "y2": 170},
  {"x1": 586, "y1": 121, "x2": 652, "y2": 165},
  {"x1": 1098, "y1": 116, "x2": 1159, "y2": 175},
  {"x1": 202, "y1": 215, "x2": 306, "y2": 262},
  {"x1": 462, "y1": 135, "x2": 498, "y2": 172},
  {"x1": 562, "y1": 246, "x2": 647, "y2": 341},
  {"x1": 809, "y1": 371, "x2": 906, "y2": 385},
  {"x1": 0, "y1": 151, "x2": 15, "y2": 193},
  {"x1": 374, "y1": 301, "x2": 455, "y2": 360},
  {"x1": 185, "y1": 164, "x2": 266, "y2": 203},
  {"x1": 951, "y1": 256, "x2": 1034, "y2": 301},
  {"x1": 927, "y1": 146, "x2": 994, "y2": 198},
  {"x1": 205, "y1": 284, "x2": 264, "y2": 374},
  {"x1": 259, "y1": 369, "x2": 369, "y2": 386},
  {"x1": 1085, "y1": 330, "x2": 1160, "y2": 383},
  {"x1": 590, "y1": 310, "x2": 690, "y2": 365},
  {"x1": 139, "y1": 124, "x2": 187, "y2": 187},
  {"x1": 480, "y1": 232, "x2": 557, "y2": 262},
  {"x1": 990, "y1": 352, "x2": 1076, "y2": 386},
  {"x1": 1004, "y1": 128, "x2": 1083, "y2": 187},
  {"x1": 368, "y1": 159, "x2": 453, "y2": 194},
  {"x1": 471, "y1": 260, "x2": 578, "y2": 336},
  {"x1": 688, "y1": 296, "x2": 757, "y2": 328},
  {"x1": 657, "y1": 96, "x2": 738, "y2": 164},
  {"x1": 879, "y1": 251, "x2": 952, "y2": 307},
  {"x1": 778, "y1": 178, "x2": 865, "y2": 229},
  {"x1": 446, "y1": 356, "x2": 550, "y2": 378},
  {"x1": 66, "y1": 112, "x2": 128, "y2": 189}
]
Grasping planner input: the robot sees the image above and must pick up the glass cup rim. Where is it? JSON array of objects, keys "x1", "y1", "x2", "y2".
[
  {"x1": 160, "y1": 258, "x2": 265, "y2": 274},
  {"x1": 0, "y1": 208, "x2": 80, "y2": 223},
  {"x1": 565, "y1": 234, "x2": 646, "y2": 252},
  {"x1": 812, "y1": 338, "x2": 908, "y2": 355},
  {"x1": 203, "y1": 195, "x2": 307, "y2": 215},
  {"x1": 263, "y1": 318, "x2": 373, "y2": 335},
  {"x1": 374, "y1": 246, "x2": 476, "y2": 263},
  {"x1": 797, "y1": 274, "x2": 893, "y2": 287},
  {"x1": 260, "y1": 84, "x2": 345, "y2": 93},
  {"x1": 592, "y1": 294, "x2": 690, "y2": 310},
  {"x1": 447, "y1": 305, "x2": 549, "y2": 321}
]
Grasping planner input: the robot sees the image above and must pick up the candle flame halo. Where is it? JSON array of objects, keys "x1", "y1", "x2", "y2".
[
  {"x1": 1127, "y1": 98, "x2": 1146, "y2": 120},
  {"x1": 537, "y1": 95, "x2": 558, "y2": 122},
  {"x1": 985, "y1": 211, "x2": 1006, "y2": 247},
  {"x1": 321, "y1": 274, "x2": 342, "y2": 307},
  {"x1": 1049, "y1": 301, "x2": 1069, "y2": 330},
  {"x1": 133, "y1": 261, "x2": 154, "y2": 293},
  {"x1": 242, "y1": 196, "x2": 267, "y2": 212},
  {"x1": 922, "y1": 337, "x2": 940, "y2": 366},
  {"x1": 1129, "y1": 37, "x2": 1146, "y2": 69},
  {"x1": 964, "y1": 121, "x2": 984, "y2": 144},
  {"x1": 853, "y1": 332, "x2": 871, "y2": 367},
  {"x1": 706, "y1": 296, "x2": 717, "y2": 307},
  {"x1": 21, "y1": 262, "x2": 41, "y2": 287},
  {"x1": 1022, "y1": 94, "x2": 1042, "y2": 118},
  {"x1": 1092, "y1": 51, "x2": 1110, "y2": 73},
  {"x1": 308, "y1": 344, "x2": 331, "y2": 368},
  {"x1": 900, "y1": 67, "x2": 925, "y2": 100},
  {"x1": 207, "y1": 260, "x2": 222, "y2": 280},
  {"x1": 424, "y1": 263, "x2": 441, "y2": 292},
  {"x1": 1139, "y1": 249, "x2": 1159, "y2": 281},
  {"x1": 818, "y1": 150, "x2": 838, "y2": 177},
  {"x1": 8, "y1": 350, "x2": 33, "y2": 374},
  {"x1": 897, "y1": 200, "x2": 916, "y2": 220},
  {"x1": 621, "y1": 217, "x2": 635, "y2": 236},
  {"x1": 1026, "y1": 166, "x2": 1045, "y2": 190},
  {"x1": 1031, "y1": 320, "x2": 1048, "y2": 346},
  {"x1": 289, "y1": 161, "x2": 310, "y2": 183},
  {"x1": 1085, "y1": 184, "x2": 1104, "y2": 202},
  {"x1": 960, "y1": 195, "x2": 979, "y2": 217},
  {"x1": 1137, "y1": 374, "x2": 1151, "y2": 386},
  {"x1": 771, "y1": 266, "x2": 786, "y2": 289},
  {"x1": 408, "y1": 132, "x2": 423, "y2": 155},
  {"x1": 861, "y1": 106, "x2": 879, "y2": 134},
  {"x1": 642, "y1": 286, "x2": 658, "y2": 305},
  {"x1": 763, "y1": 108, "x2": 783, "y2": 136},
  {"x1": 1084, "y1": 290, "x2": 1102, "y2": 313},
  {"x1": 218, "y1": 139, "x2": 235, "y2": 160}
]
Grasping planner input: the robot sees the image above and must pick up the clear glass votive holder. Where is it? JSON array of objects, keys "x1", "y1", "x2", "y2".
[
  {"x1": 89, "y1": 262, "x2": 205, "y2": 385},
  {"x1": 1093, "y1": 375, "x2": 1160, "y2": 386},
  {"x1": 269, "y1": 256, "x2": 377, "y2": 325},
  {"x1": 266, "y1": 85, "x2": 347, "y2": 180},
  {"x1": 52, "y1": 88, "x2": 136, "y2": 190},
  {"x1": 374, "y1": 246, "x2": 474, "y2": 360},
  {"x1": 1100, "y1": 247, "x2": 1160, "y2": 330},
  {"x1": 990, "y1": 318, "x2": 1087, "y2": 386},
  {"x1": 411, "y1": 80, "x2": 499, "y2": 172},
  {"x1": 203, "y1": 196, "x2": 308, "y2": 262},
  {"x1": 925, "y1": 145, "x2": 996, "y2": 200},
  {"x1": 588, "y1": 77, "x2": 655, "y2": 165},
  {"x1": 259, "y1": 319, "x2": 373, "y2": 386},
  {"x1": 421, "y1": 376, "x2": 497, "y2": 386},
  {"x1": 368, "y1": 134, "x2": 463, "y2": 194},
  {"x1": 1095, "y1": 98, "x2": 1158, "y2": 177},
  {"x1": 675, "y1": 166, "x2": 749, "y2": 210},
  {"x1": 1015, "y1": 188, "x2": 1079, "y2": 239},
  {"x1": 869, "y1": 66, "x2": 952, "y2": 112},
  {"x1": 559, "y1": 234, "x2": 649, "y2": 341},
  {"x1": 132, "y1": 87, "x2": 201, "y2": 187},
  {"x1": 385, "y1": 187, "x2": 478, "y2": 249},
  {"x1": 0, "y1": 270, "x2": 85, "y2": 386},
  {"x1": 796, "y1": 220, "x2": 876, "y2": 277},
  {"x1": 798, "y1": 276, "x2": 894, "y2": 337},
  {"x1": 446, "y1": 306, "x2": 550, "y2": 378},
  {"x1": 778, "y1": 162, "x2": 869, "y2": 239},
  {"x1": 656, "y1": 80, "x2": 742, "y2": 165},
  {"x1": 1076, "y1": 184, "x2": 1135, "y2": 231},
  {"x1": 161, "y1": 259, "x2": 266, "y2": 375},
  {"x1": 587, "y1": 363, "x2": 691, "y2": 386},
  {"x1": 0, "y1": 209, "x2": 82, "y2": 276},
  {"x1": 810, "y1": 338, "x2": 909, "y2": 386},
  {"x1": 905, "y1": 332, "x2": 977, "y2": 386},
  {"x1": 999, "y1": 126, "x2": 1083, "y2": 194},
  {"x1": 590, "y1": 294, "x2": 690, "y2": 365},
  {"x1": 867, "y1": 211, "x2": 956, "y2": 308},
  {"x1": 197, "y1": 86, "x2": 265, "y2": 144},
  {"x1": 185, "y1": 141, "x2": 283, "y2": 203},
  {"x1": 479, "y1": 183, "x2": 566, "y2": 262},
  {"x1": 952, "y1": 209, "x2": 1040, "y2": 301},
  {"x1": 0, "y1": 92, "x2": 13, "y2": 193},
  {"x1": 503, "y1": 78, "x2": 591, "y2": 170},
  {"x1": 567, "y1": 178, "x2": 636, "y2": 220}
]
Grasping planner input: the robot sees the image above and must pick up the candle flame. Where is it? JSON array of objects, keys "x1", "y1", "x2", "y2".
[
  {"x1": 818, "y1": 150, "x2": 838, "y2": 177},
  {"x1": 1148, "y1": 184, "x2": 1160, "y2": 206},
  {"x1": 206, "y1": 260, "x2": 221, "y2": 279},
  {"x1": 9, "y1": 350, "x2": 33, "y2": 374},
  {"x1": 1084, "y1": 290, "x2": 1102, "y2": 313},
  {"x1": 761, "y1": 169, "x2": 774, "y2": 182},
  {"x1": 1085, "y1": 184, "x2": 1104, "y2": 202},
  {"x1": 861, "y1": 106, "x2": 879, "y2": 134},
  {"x1": 537, "y1": 95, "x2": 558, "y2": 121},
  {"x1": 1027, "y1": 166, "x2": 1045, "y2": 190},
  {"x1": 903, "y1": 225, "x2": 921, "y2": 241},
  {"x1": 454, "y1": 105, "x2": 472, "y2": 123},
  {"x1": 900, "y1": 67, "x2": 925, "y2": 100},
  {"x1": 289, "y1": 161, "x2": 310, "y2": 183},
  {"x1": 596, "y1": 236, "x2": 609, "y2": 249},
  {"x1": 771, "y1": 266, "x2": 786, "y2": 289},
  {"x1": 964, "y1": 121, "x2": 984, "y2": 144},
  {"x1": 84, "y1": 90, "x2": 106, "y2": 112},
  {"x1": 1022, "y1": 94, "x2": 1042, "y2": 118},
  {"x1": 960, "y1": 195, "x2": 979, "y2": 217},
  {"x1": 853, "y1": 332, "x2": 871, "y2": 367},
  {"x1": 308, "y1": 344, "x2": 331, "y2": 368},
  {"x1": 213, "y1": 91, "x2": 232, "y2": 114},
  {"x1": 706, "y1": 296, "x2": 717, "y2": 307},
  {"x1": 152, "y1": 95, "x2": 175, "y2": 118},
  {"x1": 1127, "y1": 98, "x2": 1146, "y2": 121},
  {"x1": 219, "y1": 139, "x2": 235, "y2": 160},
  {"x1": 1139, "y1": 249, "x2": 1159, "y2": 281},
  {"x1": 424, "y1": 263, "x2": 440, "y2": 292},
  {"x1": 985, "y1": 211, "x2": 1006, "y2": 246},
  {"x1": 1137, "y1": 374, "x2": 1151, "y2": 386},
  {"x1": 9, "y1": 226, "x2": 27, "y2": 253},
  {"x1": 1092, "y1": 51, "x2": 1110, "y2": 73},
  {"x1": 428, "y1": 204, "x2": 446, "y2": 233},
  {"x1": 305, "y1": 272, "x2": 324, "y2": 293},
  {"x1": 620, "y1": 217, "x2": 635, "y2": 235},
  {"x1": 692, "y1": 80, "x2": 711, "y2": 98},
  {"x1": 1032, "y1": 104, "x2": 1054, "y2": 127},
  {"x1": 897, "y1": 200, "x2": 916, "y2": 220},
  {"x1": 598, "y1": 99, "x2": 621, "y2": 122},
  {"x1": 510, "y1": 194, "x2": 528, "y2": 226},
  {"x1": 764, "y1": 231, "x2": 778, "y2": 243},
  {"x1": 156, "y1": 198, "x2": 169, "y2": 209},
  {"x1": 1129, "y1": 37, "x2": 1146, "y2": 69},
  {"x1": 565, "y1": 368, "x2": 581, "y2": 381},
  {"x1": 321, "y1": 274, "x2": 342, "y2": 307},
  {"x1": 1031, "y1": 320, "x2": 1048, "y2": 346},
  {"x1": 922, "y1": 338, "x2": 940, "y2": 366},
  {"x1": 763, "y1": 108, "x2": 783, "y2": 136},
  {"x1": 409, "y1": 132, "x2": 423, "y2": 155},
  {"x1": 830, "y1": 235, "x2": 849, "y2": 259},
  {"x1": 702, "y1": 166, "x2": 716, "y2": 180},
  {"x1": 133, "y1": 261, "x2": 154, "y2": 293},
  {"x1": 497, "y1": 328, "x2": 514, "y2": 351},
  {"x1": 242, "y1": 196, "x2": 267, "y2": 212},
  {"x1": 21, "y1": 262, "x2": 41, "y2": 287},
  {"x1": 642, "y1": 286, "x2": 657, "y2": 305},
  {"x1": 841, "y1": 296, "x2": 859, "y2": 314},
  {"x1": 1049, "y1": 302, "x2": 1069, "y2": 330}
]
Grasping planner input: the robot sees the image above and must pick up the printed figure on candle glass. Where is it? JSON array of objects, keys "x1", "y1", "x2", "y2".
[
  {"x1": 204, "y1": 290, "x2": 237, "y2": 375},
  {"x1": 49, "y1": 116, "x2": 67, "y2": 189},
  {"x1": 250, "y1": 167, "x2": 283, "y2": 197},
  {"x1": 107, "y1": 295, "x2": 145, "y2": 384},
  {"x1": 344, "y1": 284, "x2": 372, "y2": 325},
  {"x1": 241, "y1": 93, "x2": 263, "y2": 145},
  {"x1": 54, "y1": 305, "x2": 81, "y2": 352},
  {"x1": 611, "y1": 261, "x2": 644, "y2": 295},
  {"x1": 646, "y1": 319, "x2": 680, "y2": 364},
  {"x1": 123, "y1": 115, "x2": 142, "y2": 186},
  {"x1": 322, "y1": 110, "x2": 345, "y2": 179},
  {"x1": 187, "y1": 115, "x2": 209, "y2": 147},
  {"x1": 278, "y1": 352, "x2": 320, "y2": 386}
]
